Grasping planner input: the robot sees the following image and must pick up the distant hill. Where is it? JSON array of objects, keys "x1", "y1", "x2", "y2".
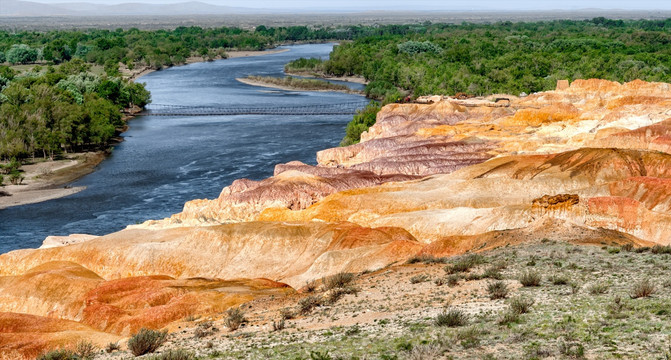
[{"x1": 0, "y1": 0, "x2": 264, "y2": 16}]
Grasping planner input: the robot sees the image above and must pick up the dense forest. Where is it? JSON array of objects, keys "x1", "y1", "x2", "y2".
[
  {"x1": 0, "y1": 61, "x2": 150, "y2": 163},
  {"x1": 285, "y1": 18, "x2": 671, "y2": 104}
]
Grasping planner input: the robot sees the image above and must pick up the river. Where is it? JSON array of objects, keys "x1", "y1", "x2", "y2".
[{"x1": 0, "y1": 43, "x2": 366, "y2": 253}]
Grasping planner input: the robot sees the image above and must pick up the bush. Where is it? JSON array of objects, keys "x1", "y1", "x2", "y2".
[
  {"x1": 487, "y1": 281, "x2": 509, "y2": 300},
  {"x1": 447, "y1": 274, "x2": 461, "y2": 287},
  {"x1": 272, "y1": 318, "x2": 286, "y2": 331},
  {"x1": 323, "y1": 272, "x2": 355, "y2": 290},
  {"x1": 410, "y1": 274, "x2": 429, "y2": 284},
  {"x1": 406, "y1": 254, "x2": 448, "y2": 264},
  {"x1": 147, "y1": 349, "x2": 195, "y2": 360},
  {"x1": 435, "y1": 309, "x2": 468, "y2": 327},
  {"x1": 127, "y1": 328, "x2": 168, "y2": 356},
  {"x1": 304, "y1": 280, "x2": 317, "y2": 293},
  {"x1": 75, "y1": 341, "x2": 97, "y2": 360},
  {"x1": 299, "y1": 295, "x2": 322, "y2": 315},
  {"x1": 327, "y1": 286, "x2": 359, "y2": 304},
  {"x1": 224, "y1": 308, "x2": 246, "y2": 331},
  {"x1": 588, "y1": 283, "x2": 609, "y2": 295},
  {"x1": 280, "y1": 307, "x2": 295, "y2": 320},
  {"x1": 36, "y1": 350, "x2": 79, "y2": 360},
  {"x1": 631, "y1": 279, "x2": 656, "y2": 299},
  {"x1": 549, "y1": 275, "x2": 569, "y2": 285},
  {"x1": 509, "y1": 297, "x2": 534, "y2": 314},
  {"x1": 519, "y1": 271, "x2": 542, "y2": 287},
  {"x1": 105, "y1": 342, "x2": 120, "y2": 353},
  {"x1": 397, "y1": 40, "x2": 443, "y2": 55},
  {"x1": 445, "y1": 254, "x2": 485, "y2": 274},
  {"x1": 482, "y1": 266, "x2": 503, "y2": 280},
  {"x1": 651, "y1": 245, "x2": 671, "y2": 254},
  {"x1": 340, "y1": 102, "x2": 380, "y2": 146},
  {"x1": 497, "y1": 311, "x2": 520, "y2": 326}
]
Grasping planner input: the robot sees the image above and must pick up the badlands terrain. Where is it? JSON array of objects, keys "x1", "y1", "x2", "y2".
[{"x1": 1, "y1": 79, "x2": 671, "y2": 359}]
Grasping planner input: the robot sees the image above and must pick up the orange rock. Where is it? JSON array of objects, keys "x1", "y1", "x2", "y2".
[
  {"x1": 81, "y1": 276, "x2": 292, "y2": 335},
  {"x1": 0, "y1": 312, "x2": 119, "y2": 360}
]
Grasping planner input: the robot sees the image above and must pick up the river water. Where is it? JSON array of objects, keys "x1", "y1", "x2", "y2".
[{"x1": 0, "y1": 43, "x2": 366, "y2": 253}]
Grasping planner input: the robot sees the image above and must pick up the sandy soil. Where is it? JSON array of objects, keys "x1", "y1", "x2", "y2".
[
  {"x1": 236, "y1": 77, "x2": 364, "y2": 95},
  {"x1": 0, "y1": 152, "x2": 106, "y2": 210}
]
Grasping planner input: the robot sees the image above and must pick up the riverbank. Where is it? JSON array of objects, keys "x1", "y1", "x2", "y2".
[
  {"x1": 284, "y1": 70, "x2": 368, "y2": 85},
  {"x1": 0, "y1": 152, "x2": 106, "y2": 210},
  {"x1": 237, "y1": 76, "x2": 365, "y2": 94}
]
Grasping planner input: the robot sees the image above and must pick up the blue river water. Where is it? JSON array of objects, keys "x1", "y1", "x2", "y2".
[{"x1": 0, "y1": 43, "x2": 366, "y2": 253}]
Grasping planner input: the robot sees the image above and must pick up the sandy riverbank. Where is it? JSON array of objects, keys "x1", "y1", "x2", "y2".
[
  {"x1": 284, "y1": 70, "x2": 368, "y2": 85},
  {"x1": 0, "y1": 152, "x2": 106, "y2": 210},
  {"x1": 236, "y1": 77, "x2": 365, "y2": 95}
]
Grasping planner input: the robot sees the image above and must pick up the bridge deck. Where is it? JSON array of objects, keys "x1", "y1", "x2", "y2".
[{"x1": 141, "y1": 101, "x2": 371, "y2": 116}]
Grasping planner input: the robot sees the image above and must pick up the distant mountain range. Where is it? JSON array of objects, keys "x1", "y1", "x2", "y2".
[
  {"x1": 2, "y1": 0, "x2": 670, "y2": 17},
  {"x1": 0, "y1": 0, "x2": 270, "y2": 16}
]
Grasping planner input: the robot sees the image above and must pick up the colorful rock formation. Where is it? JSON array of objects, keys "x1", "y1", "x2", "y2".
[{"x1": 2, "y1": 79, "x2": 670, "y2": 357}]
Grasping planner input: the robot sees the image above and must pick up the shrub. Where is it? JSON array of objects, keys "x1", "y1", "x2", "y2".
[
  {"x1": 105, "y1": 342, "x2": 120, "y2": 353},
  {"x1": 447, "y1": 274, "x2": 461, "y2": 287},
  {"x1": 75, "y1": 341, "x2": 97, "y2": 360},
  {"x1": 487, "y1": 281, "x2": 509, "y2": 300},
  {"x1": 304, "y1": 280, "x2": 317, "y2": 293},
  {"x1": 455, "y1": 327, "x2": 481, "y2": 348},
  {"x1": 434, "y1": 277, "x2": 445, "y2": 286},
  {"x1": 549, "y1": 275, "x2": 569, "y2": 285},
  {"x1": 340, "y1": 102, "x2": 381, "y2": 146},
  {"x1": 407, "y1": 344, "x2": 443, "y2": 359},
  {"x1": 406, "y1": 254, "x2": 448, "y2": 264},
  {"x1": 299, "y1": 295, "x2": 322, "y2": 315},
  {"x1": 127, "y1": 328, "x2": 168, "y2": 356},
  {"x1": 445, "y1": 254, "x2": 485, "y2": 274},
  {"x1": 224, "y1": 308, "x2": 246, "y2": 331},
  {"x1": 36, "y1": 350, "x2": 79, "y2": 360},
  {"x1": 9, "y1": 170, "x2": 24, "y2": 185},
  {"x1": 327, "y1": 286, "x2": 359, "y2": 304},
  {"x1": 410, "y1": 274, "x2": 429, "y2": 284},
  {"x1": 280, "y1": 307, "x2": 295, "y2": 320},
  {"x1": 558, "y1": 339, "x2": 585, "y2": 358},
  {"x1": 588, "y1": 283, "x2": 609, "y2": 295},
  {"x1": 620, "y1": 243, "x2": 634, "y2": 252},
  {"x1": 519, "y1": 271, "x2": 541, "y2": 287},
  {"x1": 309, "y1": 350, "x2": 332, "y2": 360},
  {"x1": 272, "y1": 318, "x2": 286, "y2": 331},
  {"x1": 569, "y1": 282, "x2": 581, "y2": 295},
  {"x1": 651, "y1": 245, "x2": 671, "y2": 254},
  {"x1": 483, "y1": 266, "x2": 503, "y2": 280},
  {"x1": 323, "y1": 272, "x2": 355, "y2": 290},
  {"x1": 497, "y1": 311, "x2": 520, "y2": 326},
  {"x1": 147, "y1": 349, "x2": 195, "y2": 360},
  {"x1": 509, "y1": 297, "x2": 534, "y2": 314},
  {"x1": 631, "y1": 279, "x2": 656, "y2": 299},
  {"x1": 435, "y1": 309, "x2": 468, "y2": 327},
  {"x1": 194, "y1": 322, "x2": 215, "y2": 338}
]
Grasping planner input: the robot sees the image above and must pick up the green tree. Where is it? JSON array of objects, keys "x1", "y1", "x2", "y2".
[{"x1": 6, "y1": 44, "x2": 38, "y2": 64}]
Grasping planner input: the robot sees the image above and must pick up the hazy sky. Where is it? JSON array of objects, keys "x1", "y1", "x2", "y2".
[{"x1": 22, "y1": 0, "x2": 671, "y2": 10}]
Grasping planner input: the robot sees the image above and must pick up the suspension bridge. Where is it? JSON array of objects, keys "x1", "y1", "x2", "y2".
[{"x1": 141, "y1": 100, "x2": 372, "y2": 116}]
